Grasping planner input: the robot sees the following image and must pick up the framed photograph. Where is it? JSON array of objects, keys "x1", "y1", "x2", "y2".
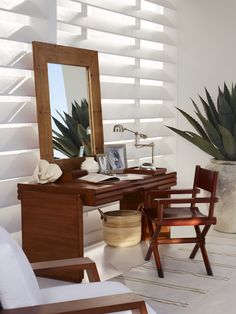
[
  {"x1": 105, "y1": 144, "x2": 127, "y2": 172},
  {"x1": 96, "y1": 154, "x2": 109, "y2": 173}
]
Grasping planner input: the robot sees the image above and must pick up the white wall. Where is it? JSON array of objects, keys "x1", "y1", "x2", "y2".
[{"x1": 177, "y1": 0, "x2": 236, "y2": 186}]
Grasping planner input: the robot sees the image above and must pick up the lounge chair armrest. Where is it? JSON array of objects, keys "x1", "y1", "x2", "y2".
[
  {"x1": 31, "y1": 257, "x2": 100, "y2": 282},
  {"x1": 0, "y1": 293, "x2": 148, "y2": 314}
]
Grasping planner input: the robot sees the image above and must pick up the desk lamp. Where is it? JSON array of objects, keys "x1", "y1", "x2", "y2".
[{"x1": 113, "y1": 124, "x2": 155, "y2": 165}]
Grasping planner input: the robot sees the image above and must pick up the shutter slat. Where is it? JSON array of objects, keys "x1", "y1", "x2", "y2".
[
  {"x1": 99, "y1": 64, "x2": 174, "y2": 82},
  {"x1": 102, "y1": 103, "x2": 174, "y2": 120},
  {"x1": 58, "y1": 20, "x2": 176, "y2": 46},
  {"x1": 0, "y1": 125, "x2": 38, "y2": 151},
  {"x1": 147, "y1": 0, "x2": 176, "y2": 10},
  {"x1": 0, "y1": 9, "x2": 42, "y2": 25},
  {"x1": 0, "y1": 150, "x2": 39, "y2": 180},
  {"x1": 0, "y1": 204, "x2": 21, "y2": 233},
  {"x1": 58, "y1": 35, "x2": 175, "y2": 63},
  {"x1": 101, "y1": 83, "x2": 173, "y2": 100},
  {"x1": 65, "y1": 0, "x2": 176, "y2": 27},
  {"x1": 0, "y1": 177, "x2": 31, "y2": 208},
  {"x1": 0, "y1": 100, "x2": 36, "y2": 123}
]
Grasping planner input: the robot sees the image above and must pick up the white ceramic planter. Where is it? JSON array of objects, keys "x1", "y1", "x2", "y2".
[
  {"x1": 81, "y1": 157, "x2": 99, "y2": 173},
  {"x1": 207, "y1": 159, "x2": 236, "y2": 233}
]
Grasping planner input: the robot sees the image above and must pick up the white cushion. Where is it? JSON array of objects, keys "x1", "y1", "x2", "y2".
[
  {"x1": 41, "y1": 281, "x2": 156, "y2": 314},
  {"x1": 0, "y1": 226, "x2": 156, "y2": 313},
  {"x1": 0, "y1": 227, "x2": 42, "y2": 309}
]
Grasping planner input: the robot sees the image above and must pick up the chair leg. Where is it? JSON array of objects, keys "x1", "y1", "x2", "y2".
[
  {"x1": 189, "y1": 225, "x2": 213, "y2": 275},
  {"x1": 152, "y1": 243, "x2": 164, "y2": 278},
  {"x1": 147, "y1": 219, "x2": 154, "y2": 237},
  {"x1": 189, "y1": 226, "x2": 201, "y2": 259},
  {"x1": 199, "y1": 241, "x2": 213, "y2": 276},
  {"x1": 145, "y1": 244, "x2": 153, "y2": 261},
  {"x1": 145, "y1": 225, "x2": 161, "y2": 261}
]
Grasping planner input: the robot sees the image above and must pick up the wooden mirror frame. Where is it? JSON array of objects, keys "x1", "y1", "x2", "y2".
[{"x1": 33, "y1": 41, "x2": 104, "y2": 171}]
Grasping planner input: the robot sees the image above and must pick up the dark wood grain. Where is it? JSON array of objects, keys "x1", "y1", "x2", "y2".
[
  {"x1": 21, "y1": 191, "x2": 84, "y2": 282},
  {"x1": 18, "y1": 170, "x2": 177, "y2": 281}
]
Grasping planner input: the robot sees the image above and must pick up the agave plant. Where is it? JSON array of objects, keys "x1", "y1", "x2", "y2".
[
  {"x1": 52, "y1": 98, "x2": 92, "y2": 157},
  {"x1": 167, "y1": 83, "x2": 236, "y2": 161}
]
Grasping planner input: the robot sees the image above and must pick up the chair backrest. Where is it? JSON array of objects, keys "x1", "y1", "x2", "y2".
[
  {"x1": 0, "y1": 227, "x2": 42, "y2": 309},
  {"x1": 192, "y1": 165, "x2": 218, "y2": 216},
  {"x1": 193, "y1": 165, "x2": 218, "y2": 196}
]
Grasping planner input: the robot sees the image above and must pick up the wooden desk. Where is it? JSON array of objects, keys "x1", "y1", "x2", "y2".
[{"x1": 18, "y1": 170, "x2": 176, "y2": 282}]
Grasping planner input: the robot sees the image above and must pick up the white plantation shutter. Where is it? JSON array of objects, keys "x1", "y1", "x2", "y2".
[
  {"x1": 0, "y1": 0, "x2": 177, "y2": 245},
  {"x1": 57, "y1": 0, "x2": 177, "y2": 170},
  {"x1": 57, "y1": 0, "x2": 178, "y2": 245},
  {"x1": 0, "y1": 0, "x2": 56, "y2": 234}
]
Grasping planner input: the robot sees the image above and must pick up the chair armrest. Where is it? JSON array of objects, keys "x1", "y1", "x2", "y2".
[
  {"x1": 31, "y1": 257, "x2": 100, "y2": 282},
  {"x1": 155, "y1": 197, "x2": 218, "y2": 206},
  {"x1": 146, "y1": 188, "x2": 200, "y2": 197},
  {"x1": 0, "y1": 293, "x2": 148, "y2": 314},
  {"x1": 194, "y1": 197, "x2": 218, "y2": 203}
]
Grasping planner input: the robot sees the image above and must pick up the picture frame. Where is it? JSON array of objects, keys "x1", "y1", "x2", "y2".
[
  {"x1": 96, "y1": 154, "x2": 109, "y2": 173},
  {"x1": 104, "y1": 144, "x2": 127, "y2": 172}
]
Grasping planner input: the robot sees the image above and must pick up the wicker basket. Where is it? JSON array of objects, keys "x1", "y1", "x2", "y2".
[{"x1": 99, "y1": 210, "x2": 142, "y2": 247}]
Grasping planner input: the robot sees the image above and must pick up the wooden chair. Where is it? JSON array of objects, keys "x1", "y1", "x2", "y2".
[{"x1": 143, "y1": 165, "x2": 218, "y2": 278}]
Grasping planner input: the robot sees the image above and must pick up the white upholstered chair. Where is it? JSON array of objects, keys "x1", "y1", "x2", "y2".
[{"x1": 0, "y1": 226, "x2": 156, "y2": 313}]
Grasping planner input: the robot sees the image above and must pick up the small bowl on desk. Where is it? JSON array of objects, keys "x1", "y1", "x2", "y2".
[{"x1": 140, "y1": 163, "x2": 156, "y2": 171}]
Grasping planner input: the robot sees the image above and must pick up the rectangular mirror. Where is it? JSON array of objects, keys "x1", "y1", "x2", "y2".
[{"x1": 33, "y1": 41, "x2": 104, "y2": 170}]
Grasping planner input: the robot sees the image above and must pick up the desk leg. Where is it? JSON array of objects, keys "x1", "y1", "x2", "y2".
[
  {"x1": 120, "y1": 191, "x2": 170, "y2": 240},
  {"x1": 21, "y1": 190, "x2": 84, "y2": 282}
]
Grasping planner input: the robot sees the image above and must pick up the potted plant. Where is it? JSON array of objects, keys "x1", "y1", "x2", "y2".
[{"x1": 167, "y1": 83, "x2": 236, "y2": 233}]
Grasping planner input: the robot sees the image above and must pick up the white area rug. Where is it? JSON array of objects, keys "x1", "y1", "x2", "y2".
[{"x1": 113, "y1": 234, "x2": 236, "y2": 314}]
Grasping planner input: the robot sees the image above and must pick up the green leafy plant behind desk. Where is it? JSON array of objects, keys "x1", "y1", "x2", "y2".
[
  {"x1": 167, "y1": 83, "x2": 236, "y2": 160},
  {"x1": 52, "y1": 98, "x2": 92, "y2": 157}
]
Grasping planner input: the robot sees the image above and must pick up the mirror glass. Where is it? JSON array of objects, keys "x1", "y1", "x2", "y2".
[
  {"x1": 47, "y1": 63, "x2": 90, "y2": 159},
  {"x1": 33, "y1": 41, "x2": 104, "y2": 170}
]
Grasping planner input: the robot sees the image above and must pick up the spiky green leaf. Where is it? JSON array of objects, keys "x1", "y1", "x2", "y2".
[
  {"x1": 167, "y1": 126, "x2": 226, "y2": 159},
  {"x1": 74, "y1": 99, "x2": 89, "y2": 129},
  {"x1": 204, "y1": 87, "x2": 219, "y2": 126},
  {"x1": 52, "y1": 136, "x2": 80, "y2": 157},
  {"x1": 52, "y1": 98, "x2": 91, "y2": 157},
  {"x1": 217, "y1": 93, "x2": 234, "y2": 133},
  {"x1": 223, "y1": 82, "x2": 231, "y2": 105},
  {"x1": 191, "y1": 99, "x2": 202, "y2": 116},
  {"x1": 52, "y1": 129, "x2": 81, "y2": 150},
  {"x1": 218, "y1": 125, "x2": 236, "y2": 159},
  {"x1": 169, "y1": 83, "x2": 236, "y2": 161},
  {"x1": 230, "y1": 84, "x2": 236, "y2": 120},
  {"x1": 52, "y1": 141, "x2": 72, "y2": 158},
  {"x1": 199, "y1": 95, "x2": 218, "y2": 129},
  {"x1": 71, "y1": 103, "x2": 79, "y2": 121},
  {"x1": 176, "y1": 107, "x2": 209, "y2": 140},
  {"x1": 176, "y1": 108, "x2": 209, "y2": 140},
  {"x1": 197, "y1": 116, "x2": 224, "y2": 152},
  {"x1": 52, "y1": 117, "x2": 79, "y2": 145}
]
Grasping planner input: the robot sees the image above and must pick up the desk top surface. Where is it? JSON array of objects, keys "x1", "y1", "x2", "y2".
[{"x1": 18, "y1": 170, "x2": 177, "y2": 206}]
